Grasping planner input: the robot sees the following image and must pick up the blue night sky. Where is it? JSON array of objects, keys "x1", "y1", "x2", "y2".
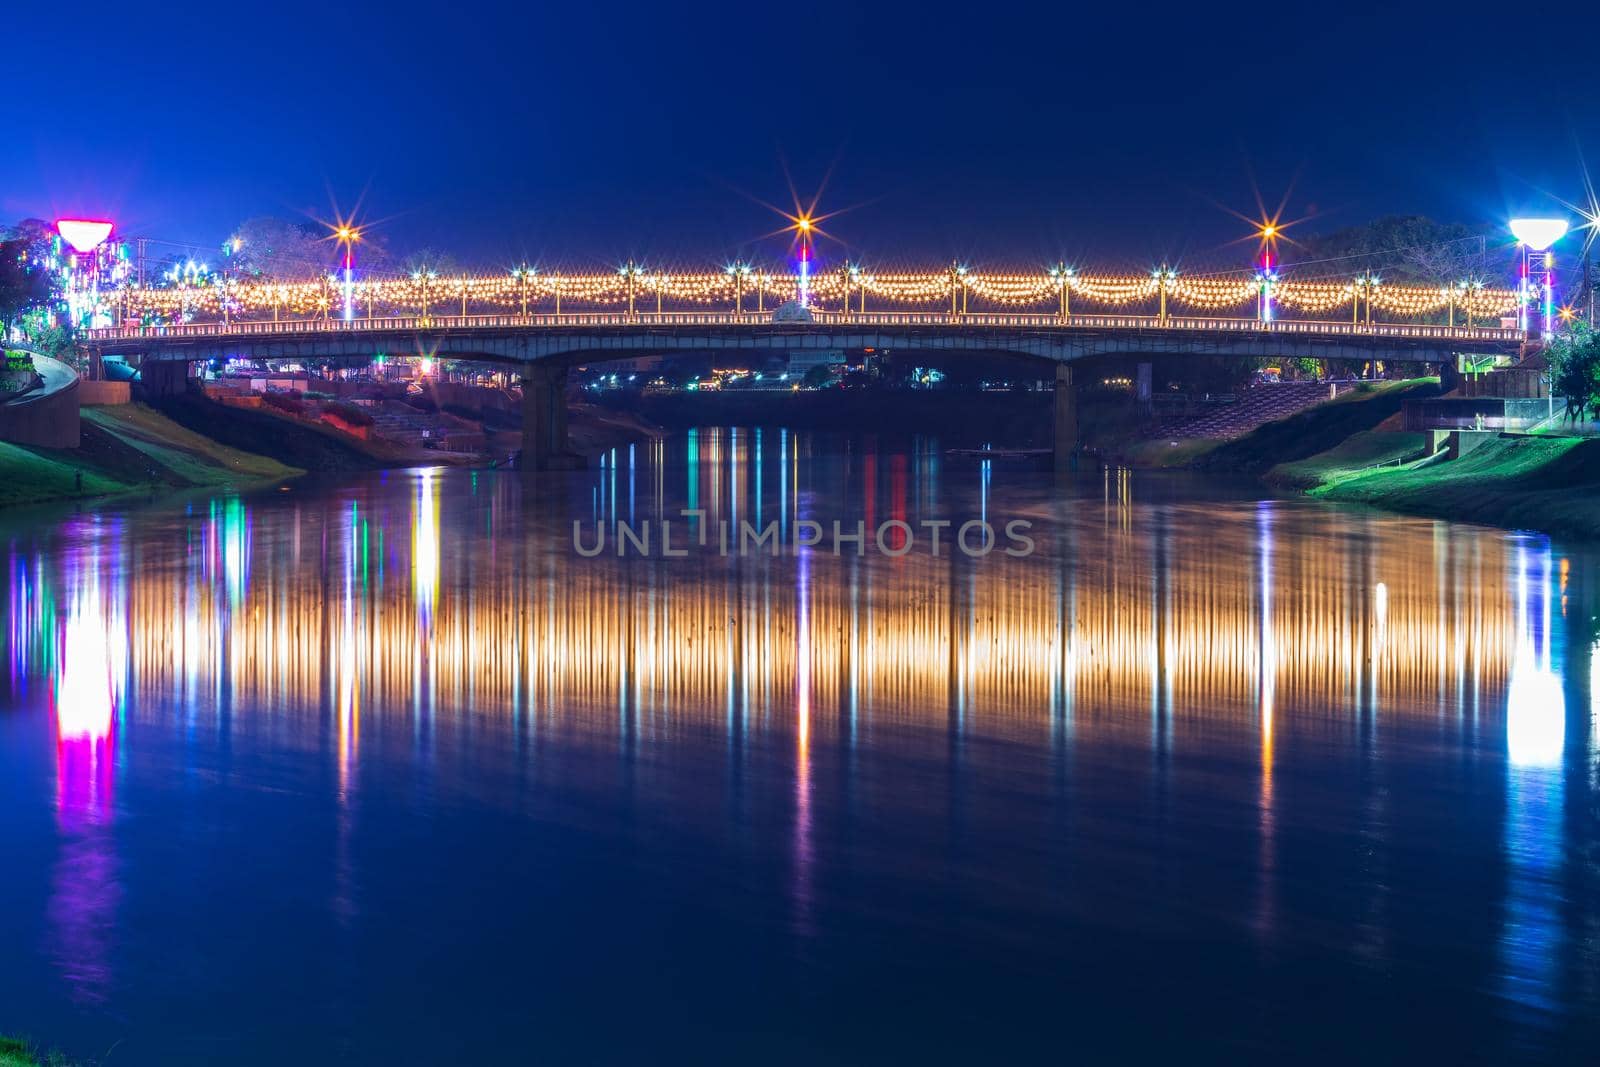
[{"x1": 5, "y1": 1, "x2": 1597, "y2": 270}]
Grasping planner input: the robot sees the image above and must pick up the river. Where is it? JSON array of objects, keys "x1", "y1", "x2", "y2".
[{"x1": 1, "y1": 428, "x2": 1596, "y2": 1063}]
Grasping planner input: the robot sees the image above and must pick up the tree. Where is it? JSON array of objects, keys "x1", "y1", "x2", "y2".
[
  {"x1": 227, "y1": 217, "x2": 333, "y2": 279},
  {"x1": 0, "y1": 237, "x2": 54, "y2": 338},
  {"x1": 402, "y1": 248, "x2": 460, "y2": 278},
  {"x1": 15, "y1": 308, "x2": 73, "y2": 359},
  {"x1": 1544, "y1": 323, "x2": 1600, "y2": 422},
  {"x1": 802, "y1": 364, "x2": 834, "y2": 389},
  {"x1": 1294, "y1": 216, "x2": 1508, "y2": 286}
]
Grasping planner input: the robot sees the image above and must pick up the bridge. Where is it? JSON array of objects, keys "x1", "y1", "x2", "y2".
[{"x1": 80, "y1": 268, "x2": 1529, "y2": 469}]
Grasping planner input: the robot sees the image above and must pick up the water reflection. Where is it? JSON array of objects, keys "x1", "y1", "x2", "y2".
[
  {"x1": 4, "y1": 453, "x2": 1574, "y2": 756},
  {"x1": 1, "y1": 431, "x2": 1596, "y2": 1059},
  {"x1": 46, "y1": 519, "x2": 127, "y2": 1006},
  {"x1": 1500, "y1": 539, "x2": 1571, "y2": 1036}
]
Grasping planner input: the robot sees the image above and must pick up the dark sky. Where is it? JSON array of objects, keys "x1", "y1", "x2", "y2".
[{"x1": 6, "y1": 2, "x2": 1597, "y2": 272}]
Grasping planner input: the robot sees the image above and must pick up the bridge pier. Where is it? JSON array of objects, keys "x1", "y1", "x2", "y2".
[
  {"x1": 137, "y1": 358, "x2": 191, "y2": 400},
  {"x1": 1054, "y1": 363, "x2": 1077, "y2": 469},
  {"x1": 519, "y1": 362, "x2": 582, "y2": 472}
]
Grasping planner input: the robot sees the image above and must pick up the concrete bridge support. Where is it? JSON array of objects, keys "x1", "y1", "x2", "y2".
[
  {"x1": 1054, "y1": 363, "x2": 1077, "y2": 469},
  {"x1": 137, "y1": 358, "x2": 191, "y2": 400},
  {"x1": 519, "y1": 362, "x2": 581, "y2": 471}
]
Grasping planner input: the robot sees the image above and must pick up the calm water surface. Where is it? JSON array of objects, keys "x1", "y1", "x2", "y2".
[{"x1": 2, "y1": 430, "x2": 1598, "y2": 1064}]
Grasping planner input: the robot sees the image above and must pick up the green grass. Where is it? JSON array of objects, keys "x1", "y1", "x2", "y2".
[
  {"x1": 0, "y1": 1034, "x2": 73, "y2": 1067},
  {"x1": 1266, "y1": 430, "x2": 1431, "y2": 491},
  {"x1": 1311, "y1": 435, "x2": 1600, "y2": 539},
  {"x1": 0, "y1": 402, "x2": 303, "y2": 511},
  {"x1": 0, "y1": 440, "x2": 130, "y2": 507},
  {"x1": 83, "y1": 404, "x2": 300, "y2": 485}
]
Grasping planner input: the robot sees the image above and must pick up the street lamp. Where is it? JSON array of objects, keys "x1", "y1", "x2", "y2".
[
  {"x1": 726, "y1": 261, "x2": 752, "y2": 314},
  {"x1": 1255, "y1": 225, "x2": 1280, "y2": 324},
  {"x1": 650, "y1": 270, "x2": 669, "y2": 315},
  {"x1": 1509, "y1": 218, "x2": 1568, "y2": 338},
  {"x1": 1153, "y1": 266, "x2": 1177, "y2": 323},
  {"x1": 949, "y1": 262, "x2": 969, "y2": 317},
  {"x1": 620, "y1": 261, "x2": 644, "y2": 319},
  {"x1": 1256, "y1": 265, "x2": 1279, "y2": 323},
  {"x1": 849, "y1": 264, "x2": 865, "y2": 313},
  {"x1": 335, "y1": 226, "x2": 360, "y2": 321},
  {"x1": 1352, "y1": 273, "x2": 1380, "y2": 325},
  {"x1": 840, "y1": 264, "x2": 865, "y2": 314},
  {"x1": 1048, "y1": 262, "x2": 1074, "y2": 319},
  {"x1": 513, "y1": 265, "x2": 536, "y2": 315},
  {"x1": 413, "y1": 269, "x2": 437, "y2": 317}
]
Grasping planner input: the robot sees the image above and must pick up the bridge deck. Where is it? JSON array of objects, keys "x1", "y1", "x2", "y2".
[{"x1": 85, "y1": 310, "x2": 1524, "y2": 346}]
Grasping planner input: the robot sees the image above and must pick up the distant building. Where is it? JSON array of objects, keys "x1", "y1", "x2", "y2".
[{"x1": 787, "y1": 349, "x2": 845, "y2": 376}]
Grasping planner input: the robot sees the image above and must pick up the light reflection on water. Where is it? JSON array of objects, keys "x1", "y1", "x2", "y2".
[{"x1": 1, "y1": 428, "x2": 1597, "y2": 1063}]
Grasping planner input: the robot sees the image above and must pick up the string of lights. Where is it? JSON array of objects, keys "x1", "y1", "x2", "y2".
[{"x1": 93, "y1": 266, "x2": 1521, "y2": 325}]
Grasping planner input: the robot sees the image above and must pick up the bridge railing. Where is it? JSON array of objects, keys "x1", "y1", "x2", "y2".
[{"x1": 81, "y1": 311, "x2": 1527, "y2": 344}]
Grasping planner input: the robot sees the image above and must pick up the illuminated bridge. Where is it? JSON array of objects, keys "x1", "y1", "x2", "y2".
[{"x1": 81, "y1": 267, "x2": 1528, "y2": 467}]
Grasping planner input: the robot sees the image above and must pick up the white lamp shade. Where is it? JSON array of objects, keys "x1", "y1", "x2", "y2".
[{"x1": 1509, "y1": 218, "x2": 1568, "y2": 251}]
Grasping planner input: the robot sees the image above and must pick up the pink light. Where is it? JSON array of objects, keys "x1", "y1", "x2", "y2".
[{"x1": 56, "y1": 220, "x2": 114, "y2": 255}]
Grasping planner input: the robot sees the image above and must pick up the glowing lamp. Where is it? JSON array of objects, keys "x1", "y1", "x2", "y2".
[
  {"x1": 1508, "y1": 218, "x2": 1567, "y2": 251},
  {"x1": 56, "y1": 219, "x2": 114, "y2": 254}
]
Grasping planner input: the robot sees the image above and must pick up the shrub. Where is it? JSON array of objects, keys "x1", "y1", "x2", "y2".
[
  {"x1": 261, "y1": 391, "x2": 305, "y2": 416},
  {"x1": 322, "y1": 400, "x2": 374, "y2": 427}
]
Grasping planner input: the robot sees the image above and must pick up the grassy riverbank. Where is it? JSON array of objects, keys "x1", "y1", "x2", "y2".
[
  {"x1": 1115, "y1": 377, "x2": 1600, "y2": 539},
  {"x1": 0, "y1": 403, "x2": 300, "y2": 509},
  {"x1": 1302, "y1": 435, "x2": 1600, "y2": 539},
  {"x1": 1264, "y1": 430, "x2": 1431, "y2": 491}
]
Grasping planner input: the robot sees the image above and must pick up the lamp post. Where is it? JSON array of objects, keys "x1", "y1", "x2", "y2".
[
  {"x1": 513, "y1": 265, "x2": 535, "y2": 316},
  {"x1": 620, "y1": 261, "x2": 644, "y2": 319},
  {"x1": 1049, "y1": 262, "x2": 1073, "y2": 319},
  {"x1": 335, "y1": 226, "x2": 360, "y2": 322},
  {"x1": 414, "y1": 270, "x2": 437, "y2": 317},
  {"x1": 1509, "y1": 218, "x2": 1569, "y2": 338},
  {"x1": 1353, "y1": 273, "x2": 1379, "y2": 325},
  {"x1": 1254, "y1": 225, "x2": 1279, "y2": 324},
  {"x1": 949, "y1": 262, "x2": 968, "y2": 317},
  {"x1": 1256, "y1": 264, "x2": 1279, "y2": 323},
  {"x1": 850, "y1": 264, "x2": 865, "y2": 313},
  {"x1": 1154, "y1": 267, "x2": 1176, "y2": 324},
  {"x1": 727, "y1": 261, "x2": 751, "y2": 315},
  {"x1": 651, "y1": 271, "x2": 668, "y2": 315}
]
